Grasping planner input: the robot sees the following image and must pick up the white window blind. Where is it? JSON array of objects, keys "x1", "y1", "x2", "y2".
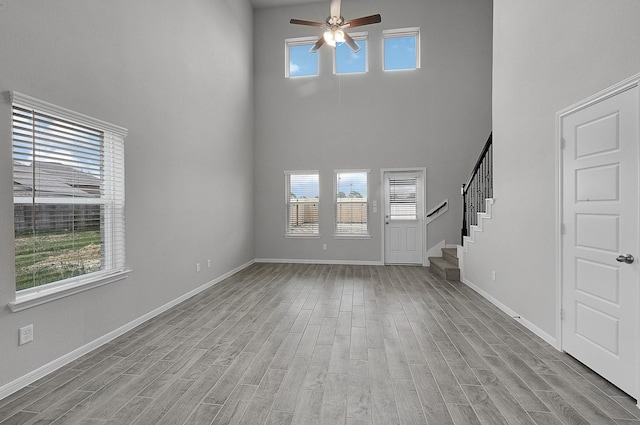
[
  {"x1": 388, "y1": 176, "x2": 418, "y2": 220},
  {"x1": 335, "y1": 170, "x2": 369, "y2": 236},
  {"x1": 285, "y1": 171, "x2": 319, "y2": 236},
  {"x1": 12, "y1": 92, "x2": 126, "y2": 293}
]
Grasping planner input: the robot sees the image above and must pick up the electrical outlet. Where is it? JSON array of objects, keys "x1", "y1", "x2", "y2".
[
  {"x1": 207, "y1": 259, "x2": 212, "y2": 268},
  {"x1": 196, "y1": 263, "x2": 201, "y2": 273},
  {"x1": 19, "y1": 324, "x2": 33, "y2": 345},
  {"x1": 323, "y1": 244, "x2": 327, "y2": 250},
  {"x1": 491, "y1": 270, "x2": 496, "y2": 282}
]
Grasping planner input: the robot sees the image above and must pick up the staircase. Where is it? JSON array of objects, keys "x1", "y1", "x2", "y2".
[
  {"x1": 462, "y1": 134, "x2": 492, "y2": 243},
  {"x1": 429, "y1": 247, "x2": 460, "y2": 281}
]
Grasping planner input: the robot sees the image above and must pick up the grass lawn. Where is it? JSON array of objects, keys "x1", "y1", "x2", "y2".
[{"x1": 15, "y1": 230, "x2": 102, "y2": 291}]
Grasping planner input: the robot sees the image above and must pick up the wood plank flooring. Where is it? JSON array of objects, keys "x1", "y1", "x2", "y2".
[{"x1": 1, "y1": 263, "x2": 639, "y2": 425}]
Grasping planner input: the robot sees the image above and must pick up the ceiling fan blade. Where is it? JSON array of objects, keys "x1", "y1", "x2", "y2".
[
  {"x1": 330, "y1": 0, "x2": 341, "y2": 19},
  {"x1": 290, "y1": 18, "x2": 325, "y2": 27},
  {"x1": 344, "y1": 14, "x2": 381, "y2": 28},
  {"x1": 309, "y1": 37, "x2": 326, "y2": 53},
  {"x1": 343, "y1": 32, "x2": 361, "y2": 53}
]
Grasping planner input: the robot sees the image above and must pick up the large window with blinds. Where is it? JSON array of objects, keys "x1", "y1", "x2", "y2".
[
  {"x1": 11, "y1": 92, "x2": 127, "y2": 300},
  {"x1": 285, "y1": 171, "x2": 320, "y2": 236},
  {"x1": 334, "y1": 170, "x2": 369, "y2": 237}
]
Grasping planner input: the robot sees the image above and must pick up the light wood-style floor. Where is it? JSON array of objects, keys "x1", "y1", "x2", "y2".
[{"x1": 1, "y1": 263, "x2": 639, "y2": 425}]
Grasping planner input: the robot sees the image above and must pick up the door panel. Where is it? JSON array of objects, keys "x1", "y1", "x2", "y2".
[
  {"x1": 575, "y1": 258, "x2": 619, "y2": 303},
  {"x1": 575, "y1": 303, "x2": 619, "y2": 355},
  {"x1": 561, "y1": 85, "x2": 639, "y2": 398},
  {"x1": 576, "y1": 165, "x2": 619, "y2": 201}
]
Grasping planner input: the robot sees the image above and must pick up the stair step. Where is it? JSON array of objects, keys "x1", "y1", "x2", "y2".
[
  {"x1": 441, "y1": 247, "x2": 458, "y2": 266},
  {"x1": 428, "y1": 256, "x2": 460, "y2": 281}
]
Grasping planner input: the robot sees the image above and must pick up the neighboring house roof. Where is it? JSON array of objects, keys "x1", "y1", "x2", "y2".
[{"x1": 13, "y1": 161, "x2": 101, "y2": 198}]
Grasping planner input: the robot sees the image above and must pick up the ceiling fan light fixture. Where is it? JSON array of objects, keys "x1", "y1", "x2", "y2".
[
  {"x1": 290, "y1": 0, "x2": 381, "y2": 53},
  {"x1": 323, "y1": 30, "x2": 336, "y2": 46}
]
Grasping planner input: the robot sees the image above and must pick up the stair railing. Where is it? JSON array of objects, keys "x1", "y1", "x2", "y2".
[{"x1": 461, "y1": 134, "x2": 493, "y2": 244}]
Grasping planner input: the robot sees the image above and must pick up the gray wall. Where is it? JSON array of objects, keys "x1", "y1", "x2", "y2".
[
  {"x1": 253, "y1": 0, "x2": 493, "y2": 262},
  {"x1": 0, "y1": 0, "x2": 254, "y2": 389},
  {"x1": 463, "y1": 0, "x2": 640, "y2": 339}
]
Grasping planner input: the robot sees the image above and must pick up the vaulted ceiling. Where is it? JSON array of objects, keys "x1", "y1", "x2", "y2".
[{"x1": 250, "y1": 0, "x2": 321, "y2": 9}]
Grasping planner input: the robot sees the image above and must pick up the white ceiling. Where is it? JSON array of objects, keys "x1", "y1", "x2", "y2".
[{"x1": 250, "y1": 0, "x2": 322, "y2": 9}]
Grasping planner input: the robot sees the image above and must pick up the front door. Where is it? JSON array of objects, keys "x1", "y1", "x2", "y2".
[
  {"x1": 383, "y1": 170, "x2": 424, "y2": 264},
  {"x1": 561, "y1": 82, "x2": 639, "y2": 398}
]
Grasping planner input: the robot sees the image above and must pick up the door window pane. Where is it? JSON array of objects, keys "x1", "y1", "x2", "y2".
[{"x1": 389, "y1": 177, "x2": 418, "y2": 220}]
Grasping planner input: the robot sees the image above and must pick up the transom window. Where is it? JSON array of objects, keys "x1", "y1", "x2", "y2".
[
  {"x1": 334, "y1": 33, "x2": 368, "y2": 74},
  {"x1": 285, "y1": 171, "x2": 320, "y2": 236},
  {"x1": 334, "y1": 170, "x2": 369, "y2": 237},
  {"x1": 286, "y1": 37, "x2": 319, "y2": 78},
  {"x1": 11, "y1": 92, "x2": 127, "y2": 305},
  {"x1": 383, "y1": 27, "x2": 420, "y2": 71}
]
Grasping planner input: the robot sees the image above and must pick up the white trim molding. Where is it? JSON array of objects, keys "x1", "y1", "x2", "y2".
[
  {"x1": 255, "y1": 258, "x2": 383, "y2": 266},
  {"x1": 462, "y1": 276, "x2": 557, "y2": 347},
  {"x1": 9, "y1": 270, "x2": 130, "y2": 312}
]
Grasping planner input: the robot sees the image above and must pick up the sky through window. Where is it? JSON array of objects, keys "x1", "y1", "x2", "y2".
[
  {"x1": 289, "y1": 43, "x2": 318, "y2": 77},
  {"x1": 384, "y1": 35, "x2": 417, "y2": 71},
  {"x1": 335, "y1": 39, "x2": 367, "y2": 74}
]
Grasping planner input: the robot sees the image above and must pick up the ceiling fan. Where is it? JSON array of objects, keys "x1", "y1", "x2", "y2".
[{"x1": 290, "y1": 0, "x2": 381, "y2": 53}]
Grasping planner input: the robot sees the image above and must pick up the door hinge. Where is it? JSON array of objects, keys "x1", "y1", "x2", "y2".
[
  {"x1": 560, "y1": 138, "x2": 566, "y2": 150},
  {"x1": 561, "y1": 223, "x2": 566, "y2": 235},
  {"x1": 560, "y1": 308, "x2": 566, "y2": 321}
]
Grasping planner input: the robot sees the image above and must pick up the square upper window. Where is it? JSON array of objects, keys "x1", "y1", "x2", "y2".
[
  {"x1": 286, "y1": 37, "x2": 319, "y2": 78},
  {"x1": 335, "y1": 33, "x2": 368, "y2": 75},
  {"x1": 383, "y1": 28, "x2": 420, "y2": 71}
]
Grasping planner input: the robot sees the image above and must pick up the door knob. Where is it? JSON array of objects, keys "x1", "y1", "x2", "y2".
[{"x1": 616, "y1": 254, "x2": 635, "y2": 264}]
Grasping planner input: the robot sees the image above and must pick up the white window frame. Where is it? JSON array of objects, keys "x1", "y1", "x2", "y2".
[
  {"x1": 9, "y1": 92, "x2": 129, "y2": 312},
  {"x1": 285, "y1": 170, "x2": 320, "y2": 238},
  {"x1": 333, "y1": 32, "x2": 369, "y2": 75},
  {"x1": 285, "y1": 36, "x2": 320, "y2": 79},
  {"x1": 334, "y1": 169, "x2": 371, "y2": 239},
  {"x1": 382, "y1": 27, "x2": 421, "y2": 71}
]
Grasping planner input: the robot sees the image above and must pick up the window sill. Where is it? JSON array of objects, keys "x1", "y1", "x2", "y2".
[
  {"x1": 8, "y1": 270, "x2": 131, "y2": 313},
  {"x1": 285, "y1": 234, "x2": 321, "y2": 239},
  {"x1": 333, "y1": 234, "x2": 372, "y2": 240}
]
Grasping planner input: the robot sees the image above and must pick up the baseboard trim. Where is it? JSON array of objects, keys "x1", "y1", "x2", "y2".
[
  {"x1": 255, "y1": 258, "x2": 384, "y2": 266},
  {"x1": 462, "y1": 277, "x2": 557, "y2": 347},
  {"x1": 0, "y1": 260, "x2": 255, "y2": 401}
]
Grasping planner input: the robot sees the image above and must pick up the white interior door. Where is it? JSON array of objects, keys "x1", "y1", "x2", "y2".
[
  {"x1": 561, "y1": 83, "x2": 639, "y2": 398},
  {"x1": 384, "y1": 170, "x2": 424, "y2": 264}
]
